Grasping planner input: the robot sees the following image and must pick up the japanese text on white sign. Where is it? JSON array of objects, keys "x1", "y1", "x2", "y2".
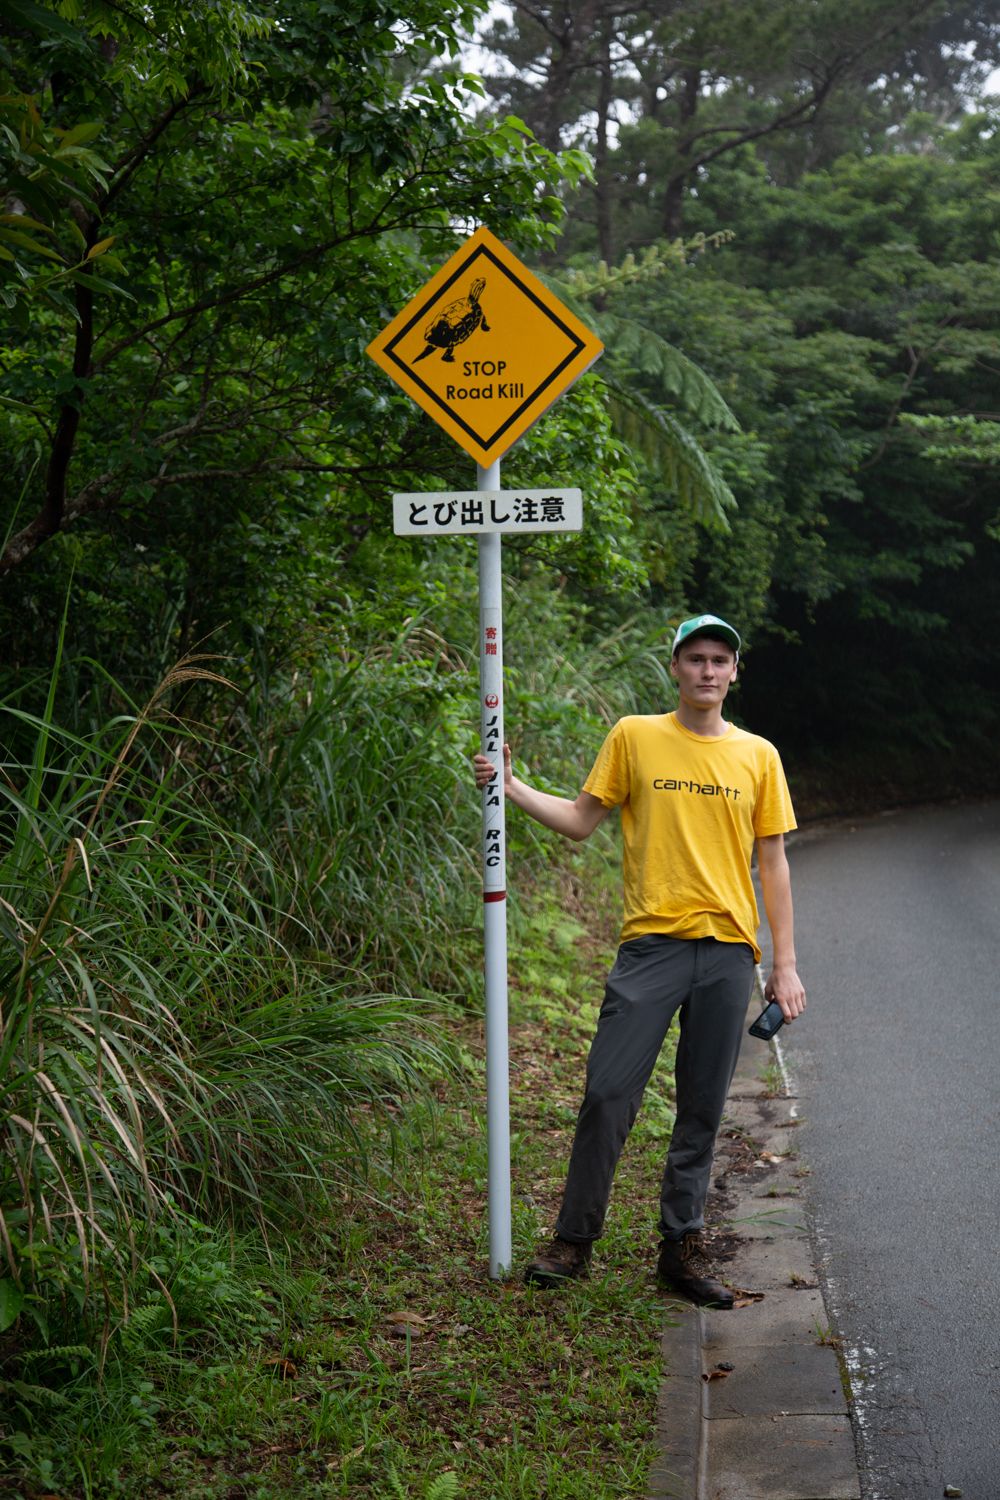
[{"x1": 393, "y1": 488, "x2": 582, "y2": 536}]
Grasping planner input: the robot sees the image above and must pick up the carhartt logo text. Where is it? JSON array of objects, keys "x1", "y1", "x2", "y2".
[{"x1": 652, "y1": 779, "x2": 741, "y2": 800}]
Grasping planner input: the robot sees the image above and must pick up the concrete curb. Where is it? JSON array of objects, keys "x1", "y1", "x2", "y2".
[{"x1": 648, "y1": 1001, "x2": 863, "y2": 1500}]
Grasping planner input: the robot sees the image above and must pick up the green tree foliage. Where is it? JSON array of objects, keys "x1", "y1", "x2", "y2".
[
  {"x1": 542, "y1": 240, "x2": 740, "y2": 529},
  {"x1": 5, "y1": 3, "x2": 1000, "y2": 1482},
  {"x1": 0, "y1": 0, "x2": 611, "y2": 683},
  {"x1": 608, "y1": 118, "x2": 1000, "y2": 776},
  {"x1": 0, "y1": 6, "x2": 669, "y2": 1459},
  {"x1": 475, "y1": 5, "x2": 1000, "y2": 786},
  {"x1": 475, "y1": 0, "x2": 1000, "y2": 253},
  {"x1": 0, "y1": 0, "x2": 269, "y2": 315}
]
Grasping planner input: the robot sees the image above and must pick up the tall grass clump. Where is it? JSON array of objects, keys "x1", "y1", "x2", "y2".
[
  {"x1": 229, "y1": 619, "x2": 485, "y2": 997},
  {"x1": 0, "y1": 581, "x2": 681, "y2": 1489},
  {"x1": 505, "y1": 579, "x2": 678, "y2": 772},
  {"x1": 407, "y1": 555, "x2": 678, "y2": 785},
  {"x1": 0, "y1": 653, "x2": 455, "y2": 1335}
]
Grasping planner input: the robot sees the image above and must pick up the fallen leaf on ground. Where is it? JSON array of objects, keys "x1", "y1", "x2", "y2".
[
  {"x1": 262, "y1": 1356, "x2": 298, "y2": 1379},
  {"x1": 731, "y1": 1288, "x2": 765, "y2": 1305},
  {"x1": 789, "y1": 1273, "x2": 817, "y2": 1288},
  {"x1": 387, "y1": 1310, "x2": 432, "y2": 1338},
  {"x1": 702, "y1": 1362, "x2": 735, "y2": 1381}
]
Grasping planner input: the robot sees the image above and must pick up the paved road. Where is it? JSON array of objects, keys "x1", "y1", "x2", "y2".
[{"x1": 772, "y1": 800, "x2": 1000, "y2": 1500}]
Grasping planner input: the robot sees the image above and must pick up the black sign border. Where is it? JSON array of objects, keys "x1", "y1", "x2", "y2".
[{"x1": 381, "y1": 244, "x2": 588, "y2": 453}]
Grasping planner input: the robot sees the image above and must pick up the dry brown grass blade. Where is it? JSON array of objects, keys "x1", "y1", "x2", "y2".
[{"x1": 8, "y1": 1113, "x2": 96, "y2": 1274}]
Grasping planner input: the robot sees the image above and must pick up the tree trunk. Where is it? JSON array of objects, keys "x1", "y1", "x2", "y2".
[
  {"x1": 538, "y1": 4, "x2": 577, "y2": 152},
  {"x1": 663, "y1": 65, "x2": 701, "y2": 238},
  {"x1": 594, "y1": 14, "x2": 614, "y2": 264}
]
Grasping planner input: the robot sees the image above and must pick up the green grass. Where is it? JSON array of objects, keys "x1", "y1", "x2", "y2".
[
  {"x1": 0, "y1": 655, "x2": 457, "y2": 1297},
  {"x1": 282, "y1": 862, "x2": 680, "y2": 1500},
  {"x1": 1, "y1": 851, "x2": 683, "y2": 1499},
  {"x1": 0, "y1": 612, "x2": 687, "y2": 1498}
]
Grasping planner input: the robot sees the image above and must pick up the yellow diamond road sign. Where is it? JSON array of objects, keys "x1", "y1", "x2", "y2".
[{"x1": 366, "y1": 226, "x2": 603, "y2": 469}]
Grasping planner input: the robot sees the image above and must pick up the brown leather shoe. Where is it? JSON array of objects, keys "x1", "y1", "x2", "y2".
[
  {"x1": 524, "y1": 1235, "x2": 593, "y2": 1286},
  {"x1": 657, "y1": 1232, "x2": 734, "y2": 1308}
]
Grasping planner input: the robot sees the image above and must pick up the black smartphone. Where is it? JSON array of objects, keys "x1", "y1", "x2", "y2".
[{"x1": 748, "y1": 999, "x2": 785, "y2": 1040}]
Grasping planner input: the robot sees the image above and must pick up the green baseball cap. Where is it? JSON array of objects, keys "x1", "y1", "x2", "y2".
[{"x1": 671, "y1": 613, "x2": 741, "y2": 656}]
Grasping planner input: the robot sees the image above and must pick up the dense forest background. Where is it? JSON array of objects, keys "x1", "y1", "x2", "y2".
[
  {"x1": 1, "y1": 1, "x2": 999, "y2": 1491},
  {"x1": 473, "y1": 0, "x2": 1000, "y2": 791},
  {"x1": 4, "y1": 0, "x2": 1000, "y2": 795}
]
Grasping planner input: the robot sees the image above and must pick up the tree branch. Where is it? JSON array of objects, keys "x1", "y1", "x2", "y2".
[
  {"x1": 682, "y1": 67, "x2": 841, "y2": 175},
  {"x1": 103, "y1": 89, "x2": 208, "y2": 214},
  {"x1": 91, "y1": 176, "x2": 487, "y2": 371},
  {"x1": 858, "y1": 350, "x2": 920, "y2": 470}
]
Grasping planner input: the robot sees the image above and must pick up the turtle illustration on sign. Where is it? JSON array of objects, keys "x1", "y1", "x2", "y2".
[{"x1": 412, "y1": 277, "x2": 491, "y2": 364}]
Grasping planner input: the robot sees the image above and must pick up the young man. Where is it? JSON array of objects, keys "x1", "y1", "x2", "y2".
[{"x1": 473, "y1": 613, "x2": 806, "y2": 1306}]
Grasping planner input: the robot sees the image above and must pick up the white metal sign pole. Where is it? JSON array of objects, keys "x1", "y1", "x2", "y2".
[
  {"x1": 390, "y1": 481, "x2": 582, "y2": 1282},
  {"x1": 477, "y1": 458, "x2": 512, "y2": 1280}
]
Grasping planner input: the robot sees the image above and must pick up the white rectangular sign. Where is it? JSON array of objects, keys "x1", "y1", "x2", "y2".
[{"x1": 393, "y1": 488, "x2": 582, "y2": 536}]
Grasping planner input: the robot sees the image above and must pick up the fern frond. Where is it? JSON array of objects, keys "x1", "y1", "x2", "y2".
[
  {"x1": 606, "y1": 388, "x2": 736, "y2": 531},
  {"x1": 532, "y1": 270, "x2": 597, "y2": 328},
  {"x1": 17, "y1": 1343, "x2": 93, "y2": 1366},
  {"x1": 551, "y1": 234, "x2": 734, "y2": 299},
  {"x1": 596, "y1": 313, "x2": 739, "y2": 431},
  {"x1": 426, "y1": 1473, "x2": 460, "y2": 1500},
  {"x1": 1, "y1": 1377, "x2": 73, "y2": 1408},
  {"x1": 534, "y1": 247, "x2": 739, "y2": 522},
  {"x1": 383, "y1": 1465, "x2": 409, "y2": 1500},
  {"x1": 120, "y1": 1299, "x2": 173, "y2": 1350}
]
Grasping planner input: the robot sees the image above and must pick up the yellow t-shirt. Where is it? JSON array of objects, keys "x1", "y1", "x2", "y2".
[{"x1": 583, "y1": 711, "x2": 796, "y2": 961}]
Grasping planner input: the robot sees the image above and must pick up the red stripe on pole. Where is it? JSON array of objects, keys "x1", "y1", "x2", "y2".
[{"x1": 483, "y1": 890, "x2": 506, "y2": 903}]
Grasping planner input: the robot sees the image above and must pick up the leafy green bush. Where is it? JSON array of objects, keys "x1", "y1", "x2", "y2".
[
  {"x1": 0, "y1": 1210, "x2": 295, "y2": 1493},
  {"x1": 229, "y1": 619, "x2": 484, "y2": 998}
]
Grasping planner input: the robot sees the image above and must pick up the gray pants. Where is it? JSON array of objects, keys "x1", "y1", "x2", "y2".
[{"x1": 554, "y1": 934, "x2": 754, "y2": 1245}]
